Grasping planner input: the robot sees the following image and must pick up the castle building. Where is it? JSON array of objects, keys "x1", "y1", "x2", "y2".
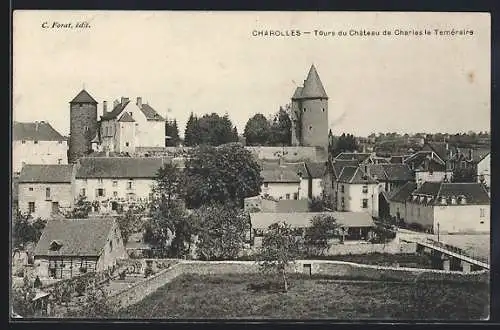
[
  {"x1": 290, "y1": 65, "x2": 329, "y2": 151},
  {"x1": 68, "y1": 90, "x2": 98, "y2": 163}
]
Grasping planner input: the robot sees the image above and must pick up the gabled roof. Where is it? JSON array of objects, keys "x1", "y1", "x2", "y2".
[
  {"x1": 331, "y1": 160, "x2": 360, "y2": 179},
  {"x1": 404, "y1": 151, "x2": 446, "y2": 171},
  {"x1": 389, "y1": 156, "x2": 405, "y2": 164},
  {"x1": 338, "y1": 166, "x2": 378, "y2": 184},
  {"x1": 76, "y1": 157, "x2": 164, "y2": 178},
  {"x1": 141, "y1": 104, "x2": 165, "y2": 121},
  {"x1": 410, "y1": 182, "x2": 490, "y2": 206},
  {"x1": 261, "y1": 161, "x2": 309, "y2": 179},
  {"x1": 389, "y1": 182, "x2": 417, "y2": 203},
  {"x1": 19, "y1": 165, "x2": 74, "y2": 183},
  {"x1": 299, "y1": 65, "x2": 328, "y2": 99},
  {"x1": 101, "y1": 100, "x2": 130, "y2": 120},
  {"x1": 370, "y1": 164, "x2": 414, "y2": 182},
  {"x1": 70, "y1": 89, "x2": 98, "y2": 104},
  {"x1": 423, "y1": 142, "x2": 451, "y2": 161},
  {"x1": 305, "y1": 161, "x2": 326, "y2": 178},
  {"x1": 118, "y1": 112, "x2": 135, "y2": 122},
  {"x1": 261, "y1": 167, "x2": 301, "y2": 183},
  {"x1": 250, "y1": 212, "x2": 375, "y2": 230},
  {"x1": 13, "y1": 122, "x2": 66, "y2": 141},
  {"x1": 34, "y1": 218, "x2": 115, "y2": 257},
  {"x1": 335, "y1": 152, "x2": 372, "y2": 163}
]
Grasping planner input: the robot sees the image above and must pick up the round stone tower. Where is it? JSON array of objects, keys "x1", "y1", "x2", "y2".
[
  {"x1": 69, "y1": 89, "x2": 98, "y2": 163},
  {"x1": 291, "y1": 65, "x2": 329, "y2": 151}
]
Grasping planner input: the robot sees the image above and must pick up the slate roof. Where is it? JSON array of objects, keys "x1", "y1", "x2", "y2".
[
  {"x1": 100, "y1": 99, "x2": 165, "y2": 122},
  {"x1": 331, "y1": 160, "x2": 360, "y2": 179},
  {"x1": 410, "y1": 182, "x2": 490, "y2": 205},
  {"x1": 261, "y1": 167, "x2": 301, "y2": 183},
  {"x1": 305, "y1": 161, "x2": 327, "y2": 178},
  {"x1": 367, "y1": 164, "x2": 414, "y2": 182},
  {"x1": 338, "y1": 166, "x2": 378, "y2": 184},
  {"x1": 250, "y1": 212, "x2": 375, "y2": 230},
  {"x1": 19, "y1": 165, "x2": 74, "y2": 183},
  {"x1": 299, "y1": 65, "x2": 328, "y2": 99},
  {"x1": 404, "y1": 151, "x2": 446, "y2": 171},
  {"x1": 101, "y1": 100, "x2": 131, "y2": 120},
  {"x1": 118, "y1": 112, "x2": 135, "y2": 122},
  {"x1": 291, "y1": 87, "x2": 304, "y2": 100},
  {"x1": 70, "y1": 89, "x2": 98, "y2": 104},
  {"x1": 76, "y1": 157, "x2": 164, "y2": 178},
  {"x1": 34, "y1": 218, "x2": 115, "y2": 257},
  {"x1": 335, "y1": 152, "x2": 372, "y2": 163},
  {"x1": 424, "y1": 142, "x2": 451, "y2": 161},
  {"x1": 261, "y1": 161, "x2": 309, "y2": 179},
  {"x1": 13, "y1": 122, "x2": 66, "y2": 141},
  {"x1": 389, "y1": 156, "x2": 405, "y2": 164},
  {"x1": 389, "y1": 182, "x2": 417, "y2": 203},
  {"x1": 141, "y1": 103, "x2": 165, "y2": 121}
]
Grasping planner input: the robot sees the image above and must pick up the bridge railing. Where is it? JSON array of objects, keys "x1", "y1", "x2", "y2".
[{"x1": 425, "y1": 238, "x2": 489, "y2": 265}]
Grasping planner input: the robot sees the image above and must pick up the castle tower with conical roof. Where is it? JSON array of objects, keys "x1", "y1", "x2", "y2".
[
  {"x1": 69, "y1": 89, "x2": 98, "y2": 163},
  {"x1": 291, "y1": 65, "x2": 329, "y2": 150}
]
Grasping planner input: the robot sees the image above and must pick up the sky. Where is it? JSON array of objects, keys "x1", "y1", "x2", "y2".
[{"x1": 13, "y1": 11, "x2": 490, "y2": 138}]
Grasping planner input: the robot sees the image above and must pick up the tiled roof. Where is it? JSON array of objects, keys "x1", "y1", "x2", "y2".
[
  {"x1": 424, "y1": 142, "x2": 451, "y2": 161},
  {"x1": 70, "y1": 89, "x2": 98, "y2": 104},
  {"x1": 338, "y1": 166, "x2": 377, "y2": 184},
  {"x1": 331, "y1": 160, "x2": 360, "y2": 179},
  {"x1": 250, "y1": 212, "x2": 375, "y2": 230},
  {"x1": 389, "y1": 182, "x2": 417, "y2": 202},
  {"x1": 19, "y1": 165, "x2": 74, "y2": 183},
  {"x1": 118, "y1": 112, "x2": 135, "y2": 122},
  {"x1": 389, "y1": 156, "x2": 404, "y2": 164},
  {"x1": 34, "y1": 218, "x2": 115, "y2": 257},
  {"x1": 410, "y1": 182, "x2": 490, "y2": 205},
  {"x1": 141, "y1": 104, "x2": 165, "y2": 121},
  {"x1": 404, "y1": 151, "x2": 446, "y2": 171},
  {"x1": 261, "y1": 161, "x2": 309, "y2": 179},
  {"x1": 291, "y1": 87, "x2": 303, "y2": 100},
  {"x1": 299, "y1": 65, "x2": 328, "y2": 99},
  {"x1": 382, "y1": 164, "x2": 414, "y2": 182},
  {"x1": 76, "y1": 157, "x2": 164, "y2": 178},
  {"x1": 335, "y1": 152, "x2": 372, "y2": 163},
  {"x1": 276, "y1": 199, "x2": 310, "y2": 213},
  {"x1": 101, "y1": 100, "x2": 130, "y2": 120},
  {"x1": 305, "y1": 161, "x2": 326, "y2": 178},
  {"x1": 261, "y1": 167, "x2": 301, "y2": 183},
  {"x1": 13, "y1": 122, "x2": 65, "y2": 141}
]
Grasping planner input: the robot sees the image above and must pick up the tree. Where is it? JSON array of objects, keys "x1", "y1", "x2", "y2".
[
  {"x1": 334, "y1": 133, "x2": 358, "y2": 155},
  {"x1": 66, "y1": 195, "x2": 92, "y2": 219},
  {"x1": 269, "y1": 107, "x2": 292, "y2": 146},
  {"x1": 244, "y1": 113, "x2": 271, "y2": 146},
  {"x1": 12, "y1": 211, "x2": 46, "y2": 249},
  {"x1": 12, "y1": 276, "x2": 36, "y2": 317},
  {"x1": 184, "y1": 143, "x2": 262, "y2": 208},
  {"x1": 165, "y1": 119, "x2": 180, "y2": 147},
  {"x1": 196, "y1": 113, "x2": 238, "y2": 146},
  {"x1": 184, "y1": 112, "x2": 201, "y2": 146},
  {"x1": 116, "y1": 205, "x2": 145, "y2": 244},
  {"x1": 256, "y1": 221, "x2": 302, "y2": 293},
  {"x1": 194, "y1": 203, "x2": 249, "y2": 260},
  {"x1": 303, "y1": 214, "x2": 339, "y2": 256}
]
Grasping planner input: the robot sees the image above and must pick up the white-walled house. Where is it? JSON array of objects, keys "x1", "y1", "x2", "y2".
[
  {"x1": 405, "y1": 182, "x2": 490, "y2": 234},
  {"x1": 305, "y1": 161, "x2": 327, "y2": 198},
  {"x1": 404, "y1": 151, "x2": 452, "y2": 185},
  {"x1": 334, "y1": 166, "x2": 379, "y2": 218},
  {"x1": 93, "y1": 97, "x2": 165, "y2": 154},
  {"x1": 13, "y1": 121, "x2": 68, "y2": 175},
  {"x1": 74, "y1": 157, "x2": 165, "y2": 212},
  {"x1": 18, "y1": 164, "x2": 75, "y2": 219},
  {"x1": 33, "y1": 217, "x2": 128, "y2": 279},
  {"x1": 477, "y1": 152, "x2": 490, "y2": 190},
  {"x1": 260, "y1": 165, "x2": 301, "y2": 201},
  {"x1": 387, "y1": 182, "x2": 417, "y2": 224}
]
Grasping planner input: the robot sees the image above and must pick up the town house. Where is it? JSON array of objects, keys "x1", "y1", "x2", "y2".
[
  {"x1": 366, "y1": 163, "x2": 414, "y2": 193},
  {"x1": 260, "y1": 163, "x2": 301, "y2": 201},
  {"x1": 404, "y1": 151, "x2": 452, "y2": 186},
  {"x1": 305, "y1": 161, "x2": 327, "y2": 199},
  {"x1": 18, "y1": 164, "x2": 75, "y2": 219},
  {"x1": 13, "y1": 121, "x2": 68, "y2": 175},
  {"x1": 74, "y1": 157, "x2": 165, "y2": 212},
  {"x1": 33, "y1": 217, "x2": 128, "y2": 279},
  {"x1": 405, "y1": 182, "x2": 490, "y2": 234},
  {"x1": 387, "y1": 182, "x2": 417, "y2": 224}
]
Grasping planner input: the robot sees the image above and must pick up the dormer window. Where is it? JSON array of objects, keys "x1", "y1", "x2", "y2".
[
  {"x1": 49, "y1": 240, "x2": 63, "y2": 251},
  {"x1": 451, "y1": 196, "x2": 457, "y2": 205},
  {"x1": 412, "y1": 195, "x2": 418, "y2": 201},
  {"x1": 459, "y1": 196, "x2": 467, "y2": 205},
  {"x1": 440, "y1": 196, "x2": 447, "y2": 205}
]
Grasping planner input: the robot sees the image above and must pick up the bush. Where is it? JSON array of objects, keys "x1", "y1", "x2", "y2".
[{"x1": 144, "y1": 267, "x2": 155, "y2": 278}]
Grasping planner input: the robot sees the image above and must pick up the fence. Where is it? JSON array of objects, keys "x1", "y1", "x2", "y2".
[{"x1": 425, "y1": 238, "x2": 489, "y2": 264}]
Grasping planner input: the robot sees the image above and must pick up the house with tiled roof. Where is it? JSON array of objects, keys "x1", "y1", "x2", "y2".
[
  {"x1": 93, "y1": 97, "x2": 165, "y2": 154},
  {"x1": 405, "y1": 182, "x2": 490, "y2": 234},
  {"x1": 18, "y1": 164, "x2": 76, "y2": 219},
  {"x1": 13, "y1": 121, "x2": 68, "y2": 174},
  {"x1": 366, "y1": 163, "x2": 415, "y2": 193},
  {"x1": 74, "y1": 157, "x2": 165, "y2": 212},
  {"x1": 335, "y1": 152, "x2": 374, "y2": 164},
  {"x1": 304, "y1": 161, "x2": 327, "y2": 199},
  {"x1": 34, "y1": 217, "x2": 127, "y2": 279},
  {"x1": 333, "y1": 166, "x2": 379, "y2": 218},
  {"x1": 387, "y1": 182, "x2": 417, "y2": 224},
  {"x1": 260, "y1": 162, "x2": 302, "y2": 201},
  {"x1": 403, "y1": 151, "x2": 452, "y2": 186}
]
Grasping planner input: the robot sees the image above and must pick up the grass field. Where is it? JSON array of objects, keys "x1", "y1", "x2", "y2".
[{"x1": 116, "y1": 273, "x2": 489, "y2": 320}]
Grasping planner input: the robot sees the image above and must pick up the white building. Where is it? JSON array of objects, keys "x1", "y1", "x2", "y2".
[
  {"x1": 404, "y1": 151, "x2": 452, "y2": 186},
  {"x1": 74, "y1": 157, "x2": 166, "y2": 212},
  {"x1": 18, "y1": 164, "x2": 75, "y2": 219},
  {"x1": 476, "y1": 152, "x2": 490, "y2": 190},
  {"x1": 387, "y1": 182, "x2": 417, "y2": 224},
  {"x1": 13, "y1": 121, "x2": 68, "y2": 175},
  {"x1": 405, "y1": 182, "x2": 490, "y2": 234},
  {"x1": 260, "y1": 165, "x2": 301, "y2": 201},
  {"x1": 93, "y1": 97, "x2": 165, "y2": 154}
]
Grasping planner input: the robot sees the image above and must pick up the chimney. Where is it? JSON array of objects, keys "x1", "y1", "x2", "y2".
[
  {"x1": 113, "y1": 99, "x2": 119, "y2": 108},
  {"x1": 136, "y1": 97, "x2": 142, "y2": 108},
  {"x1": 35, "y1": 121, "x2": 39, "y2": 131},
  {"x1": 121, "y1": 97, "x2": 129, "y2": 106},
  {"x1": 103, "y1": 101, "x2": 108, "y2": 116}
]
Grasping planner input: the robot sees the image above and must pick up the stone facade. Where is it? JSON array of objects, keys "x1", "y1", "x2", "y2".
[{"x1": 69, "y1": 95, "x2": 98, "y2": 163}]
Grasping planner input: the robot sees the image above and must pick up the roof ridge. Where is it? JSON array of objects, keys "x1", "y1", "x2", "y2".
[{"x1": 349, "y1": 167, "x2": 359, "y2": 184}]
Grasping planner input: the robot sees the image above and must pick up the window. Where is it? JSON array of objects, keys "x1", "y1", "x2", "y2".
[
  {"x1": 28, "y1": 202, "x2": 35, "y2": 213},
  {"x1": 112, "y1": 180, "x2": 118, "y2": 187},
  {"x1": 286, "y1": 193, "x2": 290, "y2": 200},
  {"x1": 362, "y1": 185, "x2": 368, "y2": 193},
  {"x1": 109, "y1": 240, "x2": 113, "y2": 251},
  {"x1": 113, "y1": 191, "x2": 118, "y2": 197},
  {"x1": 98, "y1": 178, "x2": 103, "y2": 184},
  {"x1": 45, "y1": 187, "x2": 51, "y2": 200},
  {"x1": 81, "y1": 188, "x2": 86, "y2": 196},
  {"x1": 34, "y1": 140, "x2": 38, "y2": 144},
  {"x1": 28, "y1": 187, "x2": 33, "y2": 191},
  {"x1": 293, "y1": 192, "x2": 298, "y2": 200},
  {"x1": 58, "y1": 159, "x2": 62, "y2": 164},
  {"x1": 480, "y1": 208, "x2": 485, "y2": 218},
  {"x1": 341, "y1": 185, "x2": 345, "y2": 193},
  {"x1": 129, "y1": 112, "x2": 133, "y2": 116},
  {"x1": 322, "y1": 108, "x2": 325, "y2": 112},
  {"x1": 97, "y1": 188, "x2": 105, "y2": 197},
  {"x1": 341, "y1": 197, "x2": 345, "y2": 209},
  {"x1": 79, "y1": 104, "x2": 83, "y2": 108},
  {"x1": 84, "y1": 126, "x2": 89, "y2": 131},
  {"x1": 58, "y1": 140, "x2": 63, "y2": 144},
  {"x1": 127, "y1": 181, "x2": 133, "y2": 190},
  {"x1": 125, "y1": 142, "x2": 129, "y2": 147},
  {"x1": 362, "y1": 199, "x2": 368, "y2": 208},
  {"x1": 21, "y1": 140, "x2": 26, "y2": 144},
  {"x1": 309, "y1": 126, "x2": 312, "y2": 131},
  {"x1": 303, "y1": 108, "x2": 306, "y2": 112}
]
